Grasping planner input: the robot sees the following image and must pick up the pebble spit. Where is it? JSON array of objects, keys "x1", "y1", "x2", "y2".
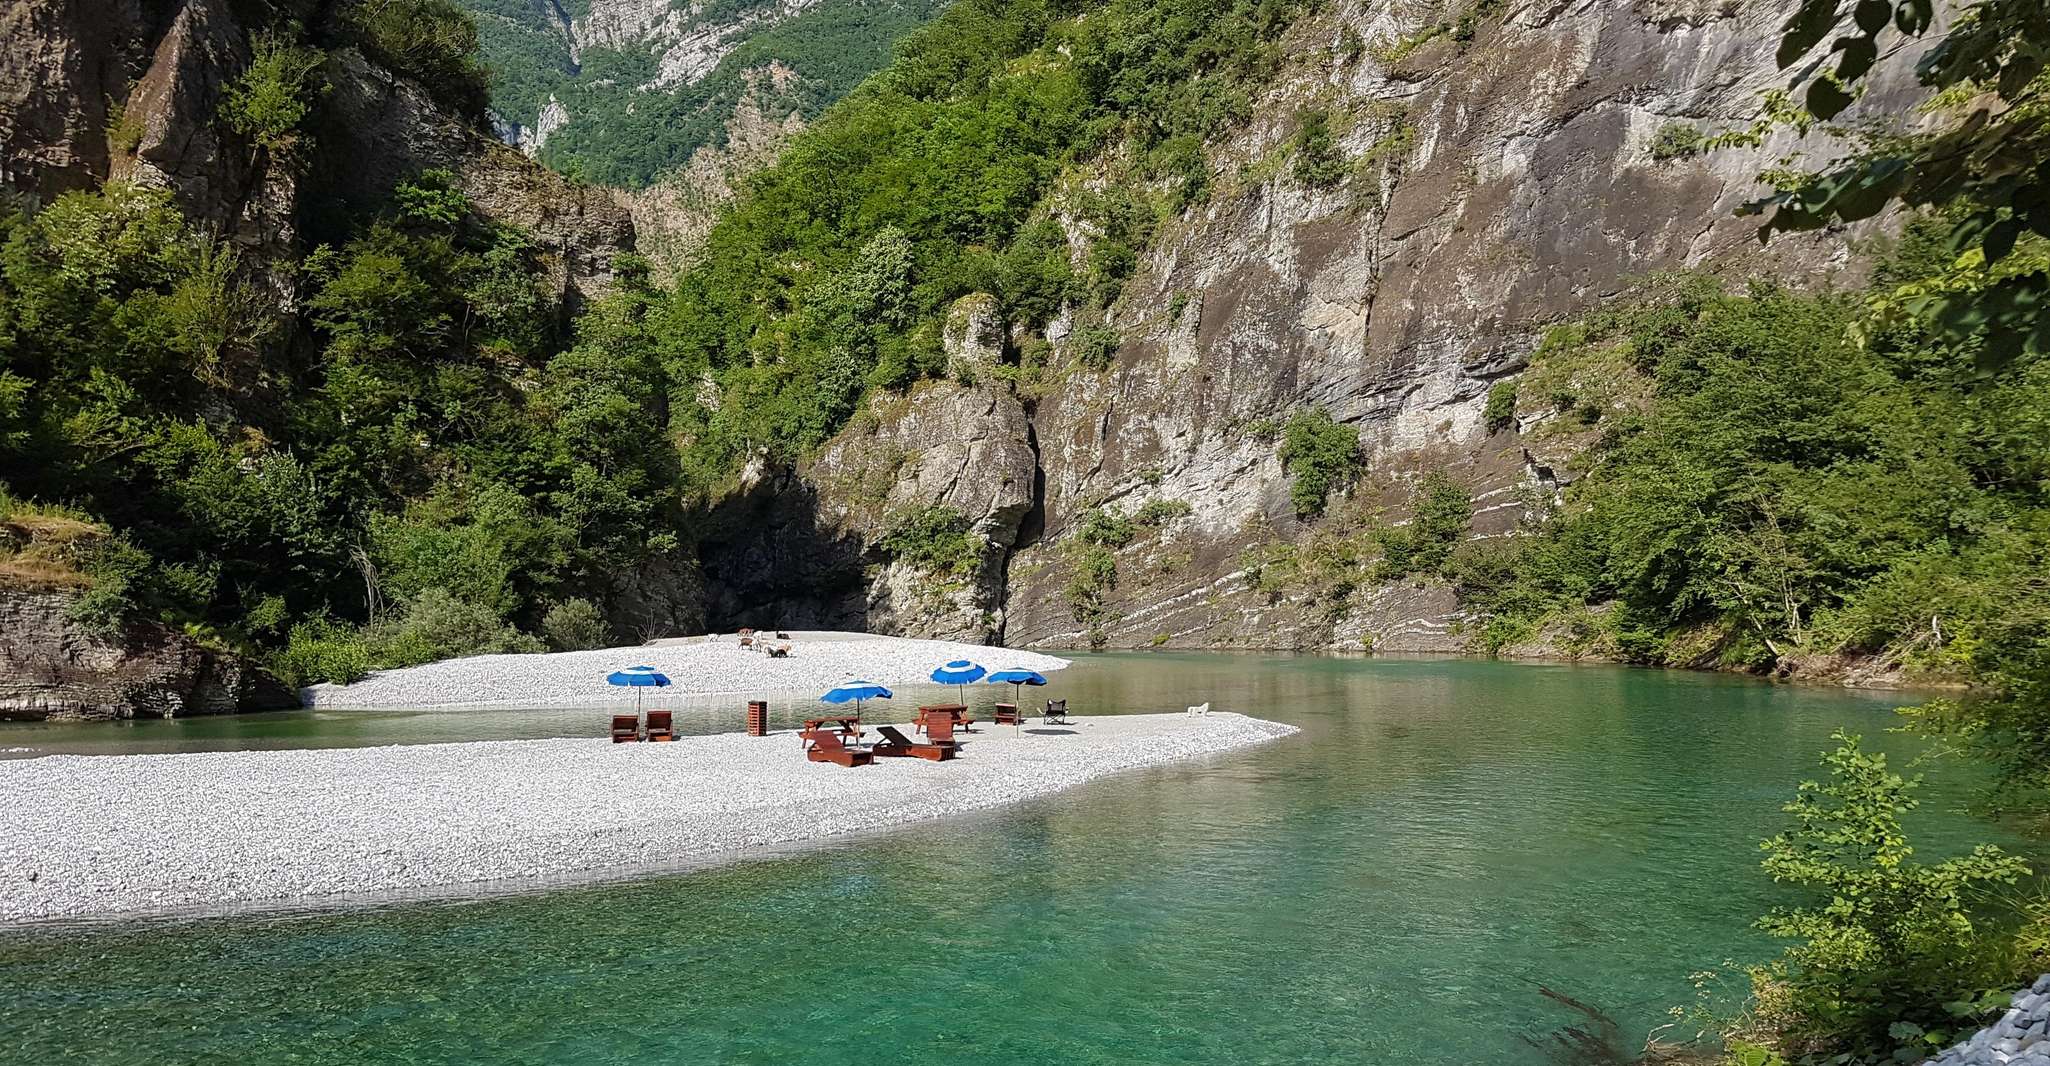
[
  {"x1": 0, "y1": 713, "x2": 1297, "y2": 923},
  {"x1": 301, "y1": 633, "x2": 1074, "y2": 709}
]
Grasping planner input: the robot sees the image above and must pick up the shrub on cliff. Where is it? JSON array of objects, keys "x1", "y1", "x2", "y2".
[
  {"x1": 879, "y1": 506, "x2": 982, "y2": 576},
  {"x1": 345, "y1": 0, "x2": 492, "y2": 121},
  {"x1": 1372, "y1": 472, "x2": 1471, "y2": 579},
  {"x1": 219, "y1": 30, "x2": 327, "y2": 154},
  {"x1": 1278, "y1": 409, "x2": 1359, "y2": 517}
]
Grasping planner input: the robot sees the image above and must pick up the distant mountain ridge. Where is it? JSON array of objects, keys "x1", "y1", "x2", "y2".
[{"x1": 463, "y1": 0, "x2": 944, "y2": 188}]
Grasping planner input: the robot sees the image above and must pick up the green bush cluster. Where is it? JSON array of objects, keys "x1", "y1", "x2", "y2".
[
  {"x1": 1290, "y1": 109, "x2": 1347, "y2": 189},
  {"x1": 878, "y1": 505, "x2": 982, "y2": 575},
  {"x1": 1735, "y1": 733, "x2": 2034, "y2": 1063},
  {"x1": 270, "y1": 590, "x2": 546, "y2": 687},
  {"x1": 541, "y1": 598, "x2": 610, "y2": 652},
  {"x1": 1482, "y1": 379, "x2": 1517, "y2": 433},
  {"x1": 347, "y1": 0, "x2": 493, "y2": 120},
  {"x1": 219, "y1": 30, "x2": 328, "y2": 153},
  {"x1": 1277, "y1": 409, "x2": 1360, "y2": 517},
  {"x1": 1648, "y1": 121, "x2": 1706, "y2": 162},
  {"x1": 1372, "y1": 472, "x2": 1471, "y2": 578}
]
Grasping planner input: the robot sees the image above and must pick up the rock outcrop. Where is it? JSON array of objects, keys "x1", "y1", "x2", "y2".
[
  {"x1": 0, "y1": 588, "x2": 296, "y2": 720},
  {"x1": 696, "y1": 380, "x2": 1036, "y2": 641},
  {"x1": 313, "y1": 47, "x2": 635, "y2": 314}
]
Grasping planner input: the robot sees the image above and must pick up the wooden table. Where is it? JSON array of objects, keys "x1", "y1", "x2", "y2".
[
  {"x1": 915, "y1": 704, "x2": 975, "y2": 735},
  {"x1": 802, "y1": 715, "x2": 862, "y2": 743}
]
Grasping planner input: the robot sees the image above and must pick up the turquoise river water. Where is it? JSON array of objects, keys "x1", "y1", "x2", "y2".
[{"x1": 0, "y1": 654, "x2": 2032, "y2": 1064}]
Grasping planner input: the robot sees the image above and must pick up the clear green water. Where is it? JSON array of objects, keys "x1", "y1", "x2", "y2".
[{"x1": 0, "y1": 655, "x2": 2029, "y2": 1064}]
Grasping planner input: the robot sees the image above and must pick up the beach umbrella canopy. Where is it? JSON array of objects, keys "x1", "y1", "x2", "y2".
[
  {"x1": 607, "y1": 665, "x2": 671, "y2": 715},
  {"x1": 931, "y1": 659, "x2": 986, "y2": 704},
  {"x1": 821, "y1": 680, "x2": 892, "y2": 715},
  {"x1": 985, "y1": 668, "x2": 1048, "y2": 729}
]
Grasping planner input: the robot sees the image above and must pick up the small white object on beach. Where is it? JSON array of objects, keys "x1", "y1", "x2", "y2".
[
  {"x1": 301, "y1": 630, "x2": 1074, "y2": 709},
  {"x1": 0, "y1": 712, "x2": 1299, "y2": 924}
]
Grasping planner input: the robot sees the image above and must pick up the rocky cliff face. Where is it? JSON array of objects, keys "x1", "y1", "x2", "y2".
[
  {"x1": 0, "y1": 0, "x2": 635, "y2": 314},
  {"x1": 699, "y1": 0, "x2": 1929, "y2": 652},
  {"x1": 697, "y1": 368, "x2": 1038, "y2": 642},
  {"x1": 0, "y1": 588, "x2": 297, "y2": 720}
]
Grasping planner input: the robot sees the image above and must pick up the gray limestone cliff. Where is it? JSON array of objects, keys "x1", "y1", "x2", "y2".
[{"x1": 699, "y1": 0, "x2": 1930, "y2": 656}]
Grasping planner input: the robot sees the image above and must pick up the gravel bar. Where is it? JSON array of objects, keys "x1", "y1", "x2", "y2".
[
  {"x1": 0, "y1": 713, "x2": 1297, "y2": 923},
  {"x1": 302, "y1": 631, "x2": 1074, "y2": 709}
]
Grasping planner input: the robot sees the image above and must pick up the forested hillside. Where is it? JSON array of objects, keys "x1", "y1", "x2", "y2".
[{"x1": 462, "y1": 0, "x2": 945, "y2": 187}]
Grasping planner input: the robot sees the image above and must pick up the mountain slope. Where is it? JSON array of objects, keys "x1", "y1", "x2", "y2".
[{"x1": 463, "y1": 0, "x2": 945, "y2": 187}]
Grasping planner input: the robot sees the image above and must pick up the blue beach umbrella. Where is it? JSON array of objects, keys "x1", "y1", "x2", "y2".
[
  {"x1": 820, "y1": 680, "x2": 892, "y2": 715},
  {"x1": 985, "y1": 668, "x2": 1048, "y2": 729},
  {"x1": 930, "y1": 659, "x2": 987, "y2": 704},
  {"x1": 607, "y1": 664, "x2": 671, "y2": 717}
]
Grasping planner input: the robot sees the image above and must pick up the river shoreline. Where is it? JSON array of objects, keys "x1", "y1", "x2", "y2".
[
  {"x1": 0, "y1": 712, "x2": 1297, "y2": 924},
  {"x1": 301, "y1": 631, "x2": 1073, "y2": 709}
]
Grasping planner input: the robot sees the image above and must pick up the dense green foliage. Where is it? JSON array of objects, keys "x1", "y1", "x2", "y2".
[
  {"x1": 1736, "y1": 733, "x2": 2033, "y2": 1063},
  {"x1": 664, "y1": 0, "x2": 1309, "y2": 489},
  {"x1": 218, "y1": 30, "x2": 328, "y2": 153},
  {"x1": 0, "y1": 170, "x2": 680, "y2": 680},
  {"x1": 1277, "y1": 409, "x2": 1359, "y2": 517},
  {"x1": 461, "y1": 0, "x2": 946, "y2": 189},
  {"x1": 349, "y1": 0, "x2": 494, "y2": 120},
  {"x1": 1749, "y1": 0, "x2": 2048, "y2": 367},
  {"x1": 877, "y1": 505, "x2": 981, "y2": 575},
  {"x1": 1372, "y1": 472, "x2": 1470, "y2": 579},
  {"x1": 1462, "y1": 246, "x2": 2050, "y2": 682}
]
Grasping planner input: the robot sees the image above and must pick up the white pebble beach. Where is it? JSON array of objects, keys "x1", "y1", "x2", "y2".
[
  {"x1": 1, "y1": 712, "x2": 1299, "y2": 924},
  {"x1": 301, "y1": 631, "x2": 1077, "y2": 708}
]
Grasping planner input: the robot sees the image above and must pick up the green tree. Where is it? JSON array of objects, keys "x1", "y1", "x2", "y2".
[
  {"x1": 1749, "y1": 0, "x2": 2049, "y2": 366},
  {"x1": 219, "y1": 30, "x2": 327, "y2": 153},
  {"x1": 1747, "y1": 732, "x2": 2031, "y2": 1060}
]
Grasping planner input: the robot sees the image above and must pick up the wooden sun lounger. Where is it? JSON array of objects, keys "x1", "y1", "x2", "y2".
[
  {"x1": 801, "y1": 728, "x2": 874, "y2": 767},
  {"x1": 646, "y1": 711, "x2": 675, "y2": 742},
  {"x1": 611, "y1": 714, "x2": 640, "y2": 743},
  {"x1": 924, "y1": 715, "x2": 958, "y2": 744},
  {"x1": 992, "y1": 703, "x2": 1020, "y2": 725},
  {"x1": 873, "y1": 725, "x2": 956, "y2": 762}
]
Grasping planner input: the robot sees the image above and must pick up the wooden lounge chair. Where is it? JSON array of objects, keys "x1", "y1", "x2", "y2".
[
  {"x1": 924, "y1": 715, "x2": 958, "y2": 744},
  {"x1": 801, "y1": 728, "x2": 874, "y2": 767},
  {"x1": 611, "y1": 714, "x2": 641, "y2": 743},
  {"x1": 646, "y1": 710, "x2": 676, "y2": 741},
  {"x1": 873, "y1": 725, "x2": 956, "y2": 762},
  {"x1": 1044, "y1": 699, "x2": 1069, "y2": 724},
  {"x1": 992, "y1": 703, "x2": 1021, "y2": 726}
]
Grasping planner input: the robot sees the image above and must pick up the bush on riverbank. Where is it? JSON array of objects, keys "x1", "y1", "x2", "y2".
[{"x1": 270, "y1": 590, "x2": 545, "y2": 687}]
